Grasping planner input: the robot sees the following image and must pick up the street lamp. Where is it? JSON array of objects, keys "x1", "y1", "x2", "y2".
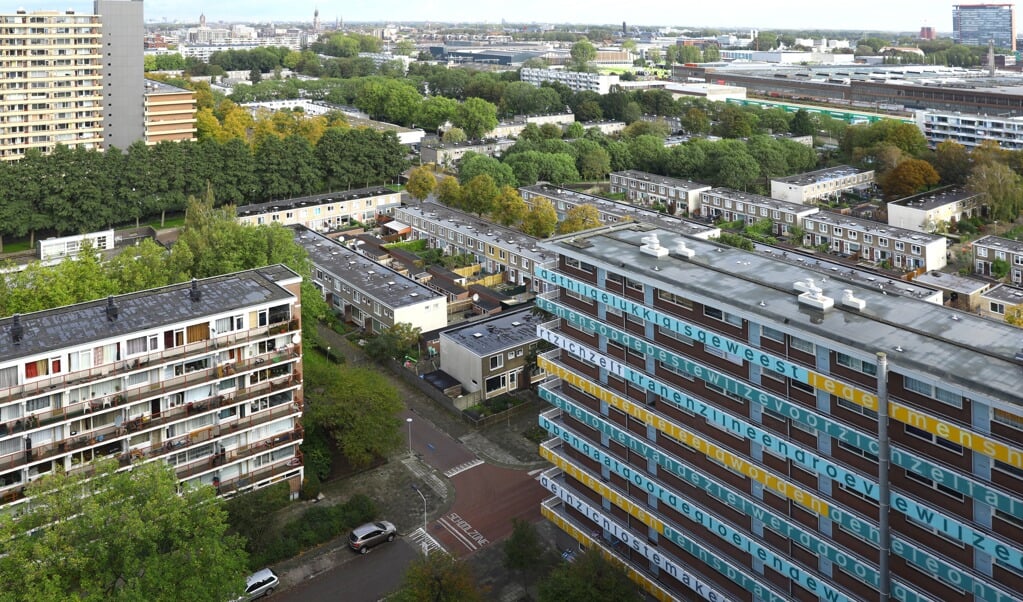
[
  {"x1": 326, "y1": 345, "x2": 331, "y2": 363},
  {"x1": 411, "y1": 484, "x2": 428, "y2": 555},
  {"x1": 406, "y1": 417, "x2": 413, "y2": 456}
]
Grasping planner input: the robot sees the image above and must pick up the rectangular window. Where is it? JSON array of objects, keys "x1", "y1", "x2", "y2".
[
  {"x1": 761, "y1": 326, "x2": 785, "y2": 342},
  {"x1": 625, "y1": 278, "x2": 643, "y2": 291},
  {"x1": 659, "y1": 360, "x2": 694, "y2": 380},
  {"x1": 838, "y1": 439, "x2": 878, "y2": 462},
  {"x1": 905, "y1": 423, "x2": 964, "y2": 453},
  {"x1": 835, "y1": 352, "x2": 877, "y2": 375},
  {"x1": 0, "y1": 366, "x2": 17, "y2": 389},
  {"x1": 904, "y1": 468, "x2": 965, "y2": 501},
  {"x1": 837, "y1": 397, "x2": 878, "y2": 420},
  {"x1": 703, "y1": 306, "x2": 742, "y2": 327},
  {"x1": 993, "y1": 408, "x2": 1023, "y2": 431},
  {"x1": 658, "y1": 324, "x2": 693, "y2": 345},
  {"x1": 657, "y1": 289, "x2": 693, "y2": 309},
  {"x1": 490, "y1": 355, "x2": 504, "y2": 370},
  {"x1": 789, "y1": 335, "x2": 814, "y2": 354},
  {"x1": 790, "y1": 378, "x2": 814, "y2": 394}
]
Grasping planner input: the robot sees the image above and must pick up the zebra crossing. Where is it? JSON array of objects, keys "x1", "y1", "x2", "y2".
[
  {"x1": 443, "y1": 459, "x2": 484, "y2": 478},
  {"x1": 407, "y1": 527, "x2": 446, "y2": 555}
]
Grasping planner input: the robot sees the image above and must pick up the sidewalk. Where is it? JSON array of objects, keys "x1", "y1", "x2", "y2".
[{"x1": 268, "y1": 325, "x2": 550, "y2": 590}]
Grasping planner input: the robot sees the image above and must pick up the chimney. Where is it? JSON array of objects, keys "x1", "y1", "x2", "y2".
[
  {"x1": 190, "y1": 278, "x2": 201, "y2": 302},
  {"x1": 106, "y1": 295, "x2": 118, "y2": 321},
  {"x1": 989, "y1": 39, "x2": 996, "y2": 77},
  {"x1": 11, "y1": 314, "x2": 23, "y2": 344}
]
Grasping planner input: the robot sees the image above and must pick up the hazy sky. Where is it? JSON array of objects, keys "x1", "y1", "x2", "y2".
[{"x1": 27, "y1": 1, "x2": 950, "y2": 32}]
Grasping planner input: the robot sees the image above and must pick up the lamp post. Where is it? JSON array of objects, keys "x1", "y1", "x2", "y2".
[
  {"x1": 326, "y1": 345, "x2": 331, "y2": 363},
  {"x1": 406, "y1": 417, "x2": 413, "y2": 456},
  {"x1": 412, "y1": 484, "x2": 428, "y2": 555}
]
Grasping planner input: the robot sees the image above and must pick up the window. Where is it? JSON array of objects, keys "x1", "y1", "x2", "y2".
[
  {"x1": 904, "y1": 469, "x2": 964, "y2": 501},
  {"x1": 911, "y1": 245, "x2": 921, "y2": 255},
  {"x1": 902, "y1": 375, "x2": 962, "y2": 408},
  {"x1": 879, "y1": 238, "x2": 888, "y2": 248},
  {"x1": 606, "y1": 272, "x2": 624, "y2": 284},
  {"x1": 993, "y1": 408, "x2": 1023, "y2": 431},
  {"x1": 835, "y1": 352, "x2": 877, "y2": 375},
  {"x1": 659, "y1": 324, "x2": 693, "y2": 345},
  {"x1": 659, "y1": 360, "x2": 694, "y2": 380},
  {"x1": 657, "y1": 289, "x2": 693, "y2": 309},
  {"x1": 864, "y1": 234, "x2": 873, "y2": 244},
  {"x1": 703, "y1": 306, "x2": 742, "y2": 327},
  {"x1": 838, "y1": 439, "x2": 878, "y2": 462},
  {"x1": 837, "y1": 397, "x2": 878, "y2": 420},
  {"x1": 905, "y1": 423, "x2": 963, "y2": 453},
  {"x1": 490, "y1": 355, "x2": 504, "y2": 370},
  {"x1": 789, "y1": 335, "x2": 814, "y2": 354},
  {"x1": 790, "y1": 378, "x2": 814, "y2": 394},
  {"x1": 625, "y1": 278, "x2": 643, "y2": 291},
  {"x1": 991, "y1": 302, "x2": 1006, "y2": 315},
  {"x1": 0, "y1": 366, "x2": 17, "y2": 389},
  {"x1": 994, "y1": 459, "x2": 1023, "y2": 479},
  {"x1": 761, "y1": 326, "x2": 785, "y2": 342},
  {"x1": 895, "y1": 242, "x2": 905, "y2": 251},
  {"x1": 838, "y1": 481, "x2": 877, "y2": 506}
]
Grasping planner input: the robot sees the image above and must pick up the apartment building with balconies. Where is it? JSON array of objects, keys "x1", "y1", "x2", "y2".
[
  {"x1": 520, "y1": 68, "x2": 620, "y2": 94},
  {"x1": 0, "y1": 9, "x2": 104, "y2": 160},
  {"x1": 0, "y1": 266, "x2": 306, "y2": 511},
  {"x1": 802, "y1": 211, "x2": 947, "y2": 270},
  {"x1": 534, "y1": 222, "x2": 1023, "y2": 602},
  {"x1": 143, "y1": 79, "x2": 196, "y2": 144}
]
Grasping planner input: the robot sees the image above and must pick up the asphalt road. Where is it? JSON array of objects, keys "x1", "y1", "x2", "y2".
[
  {"x1": 401, "y1": 408, "x2": 475, "y2": 473},
  {"x1": 273, "y1": 538, "x2": 419, "y2": 602}
]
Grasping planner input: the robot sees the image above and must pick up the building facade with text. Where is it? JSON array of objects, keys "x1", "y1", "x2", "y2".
[{"x1": 534, "y1": 223, "x2": 1023, "y2": 602}]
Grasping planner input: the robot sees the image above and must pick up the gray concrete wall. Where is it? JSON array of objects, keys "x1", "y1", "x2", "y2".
[{"x1": 95, "y1": 0, "x2": 145, "y2": 150}]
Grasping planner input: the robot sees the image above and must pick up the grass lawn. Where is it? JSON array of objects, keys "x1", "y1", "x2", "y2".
[
  {"x1": 0, "y1": 239, "x2": 32, "y2": 254},
  {"x1": 145, "y1": 215, "x2": 186, "y2": 229}
]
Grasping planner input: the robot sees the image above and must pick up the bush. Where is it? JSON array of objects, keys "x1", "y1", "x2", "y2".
[{"x1": 301, "y1": 472, "x2": 322, "y2": 500}]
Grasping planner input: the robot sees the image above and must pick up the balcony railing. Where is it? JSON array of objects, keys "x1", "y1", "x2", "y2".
[{"x1": 0, "y1": 318, "x2": 299, "y2": 407}]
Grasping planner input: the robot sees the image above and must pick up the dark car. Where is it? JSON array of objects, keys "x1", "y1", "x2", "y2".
[{"x1": 348, "y1": 520, "x2": 397, "y2": 554}]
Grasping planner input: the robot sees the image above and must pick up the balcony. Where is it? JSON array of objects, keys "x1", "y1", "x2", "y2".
[{"x1": 1, "y1": 319, "x2": 300, "y2": 407}]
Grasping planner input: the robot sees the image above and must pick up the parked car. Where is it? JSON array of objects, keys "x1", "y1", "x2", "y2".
[
  {"x1": 237, "y1": 568, "x2": 279, "y2": 600},
  {"x1": 348, "y1": 520, "x2": 397, "y2": 554}
]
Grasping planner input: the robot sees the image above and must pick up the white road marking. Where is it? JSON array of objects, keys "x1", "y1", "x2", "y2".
[{"x1": 444, "y1": 459, "x2": 484, "y2": 478}]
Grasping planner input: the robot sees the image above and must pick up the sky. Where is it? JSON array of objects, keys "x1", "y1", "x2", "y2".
[{"x1": 26, "y1": 0, "x2": 950, "y2": 33}]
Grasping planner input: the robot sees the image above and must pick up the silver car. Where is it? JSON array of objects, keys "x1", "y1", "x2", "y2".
[
  {"x1": 348, "y1": 520, "x2": 397, "y2": 554},
  {"x1": 238, "y1": 568, "x2": 279, "y2": 600}
]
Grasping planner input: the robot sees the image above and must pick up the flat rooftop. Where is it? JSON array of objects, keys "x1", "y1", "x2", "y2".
[
  {"x1": 983, "y1": 283, "x2": 1023, "y2": 304},
  {"x1": 540, "y1": 224, "x2": 1023, "y2": 406},
  {"x1": 974, "y1": 235, "x2": 1023, "y2": 254},
  {"x1": 913, "y1": 271, "x2": 990, "y2": 296},
  {"x1": 520, "y1": 184, "x2": 719, "y2": 239},
  {"x1": 890, "y1": 186, "x2": 979, "y2": 211},
  {"x1": 806, "y1": 211, "x2": 944, "y2": 243},
  {"x1": 773, "y1": 165, "x2": 869, "y2": 186},
  {"x1": 0, "y1": 267, "x2": 298, "y2": 363},
  {"x1": 292, "y1": 226, "x2": 442, "y2": 308},
  {"x1": 704, "y1": 188, "x2": 819, "y2": 214},
  {"x1": 440, "y1": 307, "x2": 539, "y2": 355},
  {"x1": 395, "y1": 201, "x2": 553, "y2": 265},
  {"x1": 612, "y1": 170, "x2": 712, "y2": 192},
  {"x1": 144, "y1": 79, "x2": 191, "y2": 94},
  {"x1": 236, "y1": 186, "x2": 397, "y2": 217}
]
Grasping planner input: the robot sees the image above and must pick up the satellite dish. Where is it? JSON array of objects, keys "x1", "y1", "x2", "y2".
[
  {"x1": 291, "y1": 333, "x2": 302, "y2": 345},
  {"x1": 472, "y1": 293, "x2": 480, "y2": 302}
]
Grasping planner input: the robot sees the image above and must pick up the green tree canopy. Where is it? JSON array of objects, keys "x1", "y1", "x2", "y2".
[
  {"x1": 880, "y1": 158, "x2": 940, "y2": 199},
  {"x1": 0, "y1": 460, "x2": 249, "y2": 602},
  {"x1": 392, "y1": 552, "x2": 484, "y2": 602},
  {"x1": 537, "y1": 548, "x2": 644, "y2": 602},
  {"x1": 457, "y1": 152, "x2": 517, "y2": 187},
  {"x1": 558, "y1": 204, "x2": 603, "y2": 234},
  {"x1": 570, "y1": 40, "x2": 597, "y2": 71},
  {"x1": 521, "y1": 197, "x2": 559, "y2": 237},
  {"x1": 453, "y1": 97, "x2": 499, "y2": 139},
  {"x1": 968, "y1": 161, "x2": 1023, "y2": 222},
  {"x1": 406, "y1": 165, "x2": 438, "y2": 201}
]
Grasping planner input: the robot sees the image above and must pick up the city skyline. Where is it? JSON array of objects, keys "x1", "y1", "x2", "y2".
[{"x1": 25, "y1": 0, "x2": 949, "y2": 32}]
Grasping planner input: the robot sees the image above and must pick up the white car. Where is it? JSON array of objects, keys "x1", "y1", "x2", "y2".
[{"x1": 238, "y1": 568, "x2": 279, "y2": 600}]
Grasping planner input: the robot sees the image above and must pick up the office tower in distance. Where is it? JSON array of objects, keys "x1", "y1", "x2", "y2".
[
  {"x1": 954, "y1": 3, "x2": 1016, "y2": 50},
  {"x1": 94, "y1": 0, "x2": 144, "y2": 150}
]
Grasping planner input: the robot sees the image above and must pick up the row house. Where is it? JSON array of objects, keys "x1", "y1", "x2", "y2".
[
  {"x1": 770, "y1": 165, "x2": 875, "y2": 204},
  {"x1": 392, "y1": 201, "x2": 556, "y2": 293},
  {"x1": 236, "y1": 187, "x2": 401, "y2": 232},
  {"x1": 0, "y1": 267, "x2": 306, "y2": 511},
  {"x1": 699, "y1": 188, "x2": 820, "y2": 236},
  {"x1": 419, "y1": 138, "x2": 515, "y2": 167},
  {"x1": 293, "y1": 226, "x2": 448, "y2": 334},
  {"x1": 608, "y1": 170, "x2": 712, "y2": 215},
  {"x1": 974, "y1": 235, "x2": 1023, "y2": 285},
  {"x1": 803, "y1": 211, "x2": 947, "y2": 270},
  {"x1": 887, "y1": 186, "x2": 984, "y2": 234}
]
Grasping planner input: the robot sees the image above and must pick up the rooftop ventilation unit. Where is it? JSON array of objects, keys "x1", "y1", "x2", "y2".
[
  {"x1": 190, "y1": 279, "x2": 201, "y2": 302},
  {"x1": 106, "y1": 296, "x2": 118, "y2": 321},
  {"x1": 10, "y1": 314, "x2": 23, "y2": 344},
  {"x1": 673, "y1": 239, "x2": 695, "y2": 259},
  {"x1": 640, "y1": 233, "x2": 669, "y2": 258},
  {"x1": 795, "y1": 278, "x2": 834, "y2": 311},
  {"x1": 840, "y1": 289, "x2": 866, "y2": 311},
  {"x1": 472, "y1": 332, "x2": 483, "y2": 338}
]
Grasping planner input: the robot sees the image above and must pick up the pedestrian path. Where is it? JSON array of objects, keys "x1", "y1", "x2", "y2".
[
  {"x1": 407, "y1": 527, "x2": 446, "y2": 555},
  {"x1": 444, "y1": 459, "x2": 483, "y2": 478},
  {"x1": 402, "y1": 456, "x2": 447, "y2": 499}
]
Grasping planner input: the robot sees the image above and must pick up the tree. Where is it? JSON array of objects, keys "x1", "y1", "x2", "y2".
[
  {"x1": 406, "y1": 165, "x2": 437, "y2": 201},
  {"x1": 392, "y1": 552, "x2": 484, "y2": 602},
  {"x1": 968, "y1": 161, "x2": 1023, "y2": 222},
  {"x1": 307, "y1": 365, "x2": 403, "y2": 468},
  {"x1": 461, "y1": 174, "x2": 499, "y2": 216},
  {"x1": 880, "y1": 158, "x2": 940, "y2": 199},
  {"x1": 492, "y1": 186, "x2": 529, "y2": 226},
  {"x1": 503, "y1": 519, "x2": 547, "y2": 594},
  {"x1": 416, "y1": 96, "x2": 459, "y2": 132},
  {"x1": 365, "y1": 322, "x2": 422, "y2": 362},
  {"x1": 680, "y1": 107, "x2": 711, "y2": 135},
  {"x1": 457, "y1": 152, "x2": 517, "y2": 187},
  {"x1": 537, "y1": 548, "x2": 643, "y2": 602},
  {"x1": 436, "y1": 175, "x2": 463, "y2": 207},
  {"x1": 564, "y1": 121, "x2": 585, "y2": 139},
  {"x1": 442, "y1": 127, "x2": 467, "y2": 144},
  {"x1": 573, "y1": 139, "x2": 612, "y2": 180},
  {"x1": 570, "y1": 40, "x2": 597, "y2": 71},
  {"x1": 395, "y1": 39, "x2": 416, "y2": 56},
  {"x1": 789, "y1": 109, "x2": 817, "y2": 137},
  {"x1": 521, "y1": 197, "x2": 559, "y2": 237},
  {"x1": 501, "y1": 82, "x2": 562, "y2": 117},
  {"x1": 0, "y1": 460, "x2": 249, "y2": 602},
  {"x1": 714, "y1": 105, "x2": 758, "y2": 138},
  {"x1": 932, "y1": 140, "x2": 971, "y2": 185},
  {"x1": 453, "y1": 97, "x2": 498, "y2": 140},
  {"x1": 558, "y1": 204, "x2": 602, "y2": 234}
]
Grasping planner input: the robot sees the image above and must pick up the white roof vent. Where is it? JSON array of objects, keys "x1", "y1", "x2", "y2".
[
  {"x1": 640, "y1": 233, "x2": 669, "y2": 258},
  {"x1": 840, "y1": 289, "x2": 866, "y2": 311},
  {"x1": 673, "y1": 239, "x2": 695, "y2": 259},
  {"x1": 472, "y1": 332, "x2": 483, "y2": 338},
  {"x1": 797, "y1": 279, "x2": 834, "y2": 311}
]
